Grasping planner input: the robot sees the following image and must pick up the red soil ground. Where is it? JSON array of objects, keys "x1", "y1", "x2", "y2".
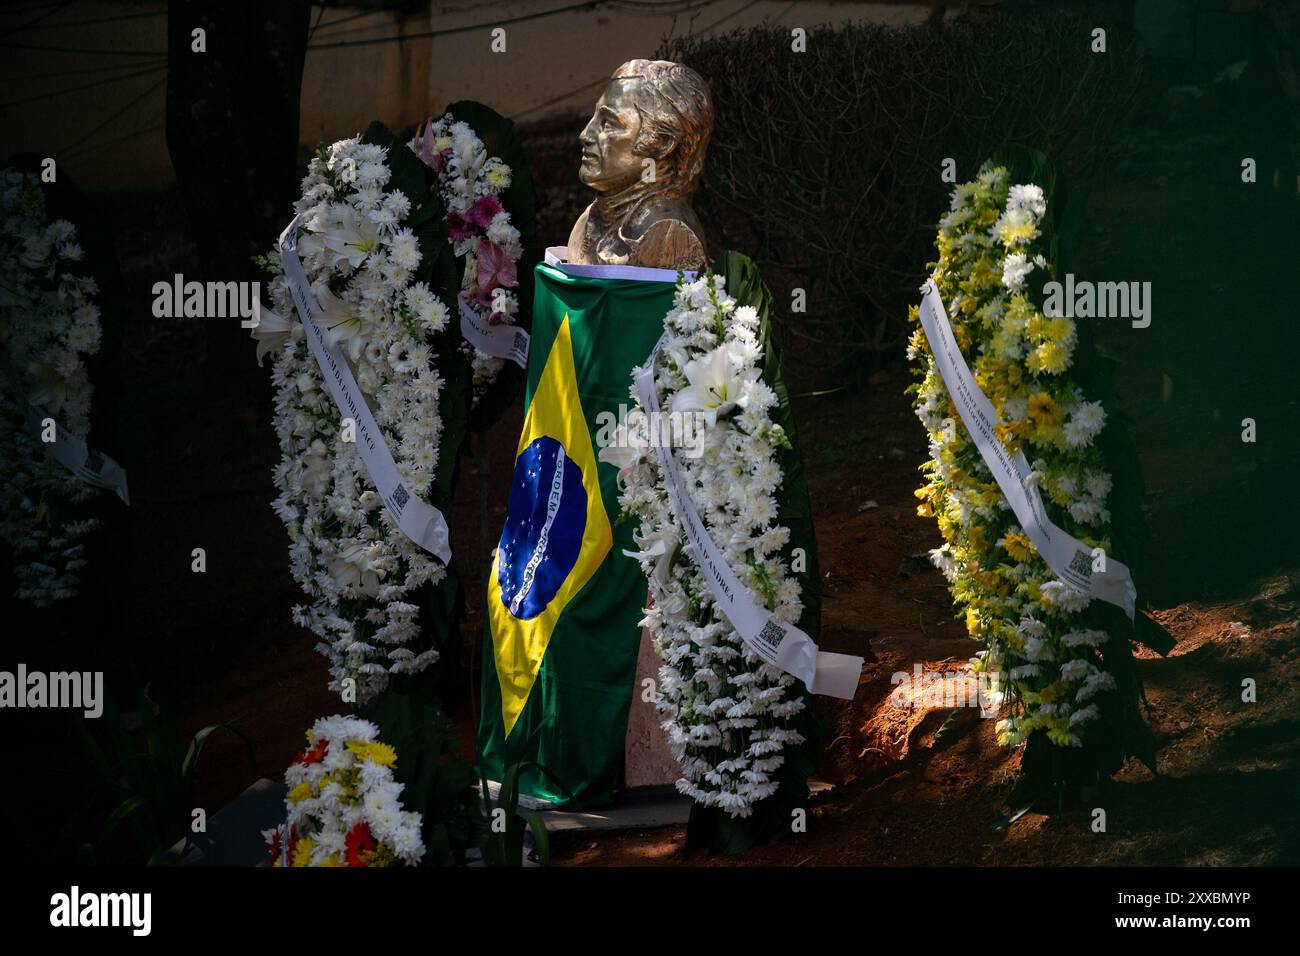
[{"x1": 546, "y1": 378, "x2": 1300, "y2": 866}]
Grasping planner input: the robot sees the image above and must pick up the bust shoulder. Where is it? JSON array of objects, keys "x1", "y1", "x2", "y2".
[
  {"x1": 566, "y1": 199, "x2": 706, "y2": 270},
  {"x1": 626, "y1": 217, "x2": 705, "y2": 270}
]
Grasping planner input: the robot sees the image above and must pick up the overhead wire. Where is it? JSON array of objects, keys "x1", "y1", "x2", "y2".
[
  {"x1": 2, "y1": 5, "x2": 165, "y2": 33},
  {"x1": 15, "y1": 0, "x2": 75, "y2": 31},
  {"x1": 0, "y1": 62, "x2": 168, "y2": 111},
  {"x1": 0, "y1": 58, "x2": 167, "y2": 83},
  {"x1": 57, "y1": 75, "x2": 167, "y2": 159}
]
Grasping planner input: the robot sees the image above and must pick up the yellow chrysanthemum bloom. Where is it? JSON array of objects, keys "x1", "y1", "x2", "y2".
[
  {"x1": 292, "y1": 837, "x2": 316, "y2": 867},
  {"x1": 367, "y1": 844, "x2": 397, "y2": 868},
  {"x1": 1031, "y1": 341, "x2": 1068, "y2": 375},
  {"x1": 1026, "y1": 392, "x2": 1062, "y2": 425},
  {"x1": 1033, "y1": 420, "x2": 1064, "y2": 446},
  {"x1": 1001, "y1": 530, "x2": 1036, "y2": 563},
  {"x1": 1045, "y1": 478, "x2": 1073, "y2": 507},
  {"x1": 347, "y1": 740, "x2": 398, "y2": 768},
  {"x1": 287, "y1": 781, "x2": 314, "y2": 805},
  {"x1": 997, "y1": 218, "x2": 1037, "y2": 247},
  {"x1": 971, "y1": 257, "x2": 1001, "y2": 290},
  {"x1": 1044, "y1": 316, "x2": 1074, "y2": 345}
]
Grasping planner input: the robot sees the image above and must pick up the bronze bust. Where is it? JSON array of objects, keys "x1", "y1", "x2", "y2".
[{"x1": 566, "y1": 59, "x2": 713, "y2": 271}]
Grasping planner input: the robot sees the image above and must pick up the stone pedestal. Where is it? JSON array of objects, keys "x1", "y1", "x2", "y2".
[{"x1": 622, "y1": 627, "x2": 680, "y2": 787}]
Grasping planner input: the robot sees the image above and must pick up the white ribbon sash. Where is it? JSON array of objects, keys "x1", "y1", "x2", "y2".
[
  {"x1": 1, "y1": 356, "x2": 129, "y2": 505},
  {"x1": 633, "y1": 347, "x2": 863, "y2": 700},
  {"x1": 543, "y1": 246, "x2": 692, "y2": 284},
  {"x1": 277, "y1": 216, "x2": 451, "y2": 565},
  {"x1": 22, "y1": 401, "x2": 129, "y2": 504},
  {"x1": 917, "y1": 278, "x2": 1136, "y2": 618},
  {"x1": 457, "y1": 246, "x2": 688, "y2": 370},
  {"x1": 458, "y1": 295, "x2": 529, "y2": 368}
]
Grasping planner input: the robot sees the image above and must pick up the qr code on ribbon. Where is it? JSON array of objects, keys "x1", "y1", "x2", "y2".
[
  {"x1": 1068, "y1": 548, "x2": 1095, "y2": 580},
  {"x1": 757, "y1": 618, "x2": 786, "y2": 653},
  {"x1": 389, "y1": 483, "x2": 410, "y2": 514}
]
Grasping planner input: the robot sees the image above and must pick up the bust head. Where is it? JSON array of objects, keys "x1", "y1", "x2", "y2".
[
  {"x1": 568, "y1": 60, "x2": 713, "y2": 269},
  {"x1": 578, "y1": 59, "x2": 713, "y2": 202}
]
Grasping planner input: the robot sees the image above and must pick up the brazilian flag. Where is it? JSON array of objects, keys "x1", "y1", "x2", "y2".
[{"x1": 477, "y1": 260, "x2": 678, "y2": 807}]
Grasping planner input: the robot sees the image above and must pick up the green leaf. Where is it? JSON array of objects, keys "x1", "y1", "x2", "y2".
[
  {"x1": 181, "y1": 724, "x2": 255, "y2": 787},
  {"x1": 97, "y1": 795, "x2": 148, "y2": 845},
  {"x1": 992, "y1": 804, "x2": 1034, "y2": 832},
  {"x1": 516, "y1": 810, "x2": 550, "y2": 866}
]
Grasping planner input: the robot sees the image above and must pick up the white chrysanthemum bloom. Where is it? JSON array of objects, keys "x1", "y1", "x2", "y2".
[
  {"x1": 1062, "y1": 629, "x2": 1107, "y2": 648},
  {"x1": 1040, "y1": 580, "x2": 1091, "y2": 613},
  {"x1": 1063, "y1": 400, "x2": 1106, "y2": 448},
  {"x1": 1068, "y1": 704, "x2": 1101, "y2": 726},
  {"x1": 1001, "y1": 251, "x2": 1035, "y2": 291},
  {"x1": 1008, "y1": 183, "x2": 1047, "y2": 218},
  {"x1": 1059, "y1": 658, "x2": 1092, "y2": 682}
]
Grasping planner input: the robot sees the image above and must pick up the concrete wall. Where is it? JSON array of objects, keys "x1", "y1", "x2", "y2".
[
  {"x1": 1, "y1": 1, "x2": 931, "y2": 192},
  {"x1": 426, "y1": 0, "x2": 933, "y2": 124}
]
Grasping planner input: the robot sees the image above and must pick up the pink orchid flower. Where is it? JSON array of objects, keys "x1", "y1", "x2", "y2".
[{"x1": 412, "y1": 119, "x2": 446, "y2": 172}]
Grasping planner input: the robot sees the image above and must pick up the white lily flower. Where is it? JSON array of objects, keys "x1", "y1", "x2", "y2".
[
  {"x1": 597, "y1": 422, "x2": 647, "y2": 485},
  {"x1": 313, "y1": 286, "x2": 368, "y2": 362},
  {"x1": 249, "y1": 303, "x2": 294, "y2": 366},
  {"x1": 671, "y1": 346, "x2": 759, "y2": 426},
  {"x1": 624, "y1": 527, "x2": 679, "y2": 587},
  {"x1": 329, "y1": 542, "x2": 388, "y2": 598},
  {"x1": 322, "y1": 205, "x2": 380, "y2": 270}
]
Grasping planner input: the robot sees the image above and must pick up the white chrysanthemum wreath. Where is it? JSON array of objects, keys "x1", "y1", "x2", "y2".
[
  {"x1": 412, "y1": 114, "x2": 523, "y2": 401},
  {"x1": 255, "y1": 136, "x2": 451, "y2": 705},
  {"x1": 265, "y1": 714, "x2": 425, "y2": 867},
  {"x1": 605, "y1": 274, "x2": 807, "y2": 818},
  {"x1": 0, "y1": 169, "x2": 105, "y2": 605}
]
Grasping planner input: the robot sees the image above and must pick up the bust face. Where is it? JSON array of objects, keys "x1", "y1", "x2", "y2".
[{"x1": 578, "y1": 78, "x2": 649, "y2": 194}]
